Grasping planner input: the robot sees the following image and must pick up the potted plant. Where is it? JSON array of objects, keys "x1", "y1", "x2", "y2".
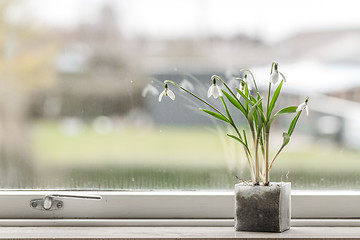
[{"x1": 158, "y1": 62, "x2": 309, "y2": 232}]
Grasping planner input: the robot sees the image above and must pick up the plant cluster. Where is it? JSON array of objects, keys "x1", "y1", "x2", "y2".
[{"x1": 159, "y1": 62, "x2": 309, "y2": 185}]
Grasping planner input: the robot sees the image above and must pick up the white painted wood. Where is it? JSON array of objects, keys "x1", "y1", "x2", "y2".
[
  {"x1": 0, "y1": 190, "x2": 359, "y2": 225},
  {"x1": 0, "y1": 227, "x2": 360, "y2": 239},
  {"x1": 1, "y1": 219, "x2": 360, "y2": 227}
]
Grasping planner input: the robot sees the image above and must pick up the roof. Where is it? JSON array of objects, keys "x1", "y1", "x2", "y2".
[{"x1": 252, "y1": 61, "x2": 360, "y2": 94}]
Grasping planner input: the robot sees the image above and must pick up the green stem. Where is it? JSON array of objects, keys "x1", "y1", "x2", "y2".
[
  {"x1": 266, "y1": 82, "x2": 272, "y2": 119},
  {"x1": 264, "y1": 132, "x2": 270, "y2": 185},
  {"x1": 254, "y1": 141, "x2": 259, "y2": 185},
  {"x1": 233, "y1": 127, "x2": 255, "y2": 182},
  {"x1": 268, "y1": 145, "x2": 285, "y2": 171}
]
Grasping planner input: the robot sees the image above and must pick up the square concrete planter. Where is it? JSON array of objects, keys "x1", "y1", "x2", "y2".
[{"x1": 234, "y1": 182, "x2": 291, "y2": 232}]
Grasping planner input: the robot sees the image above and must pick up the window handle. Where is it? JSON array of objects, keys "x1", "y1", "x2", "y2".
[{"x1": 30, "y1": 194, "x2": 102, "y2": 211}]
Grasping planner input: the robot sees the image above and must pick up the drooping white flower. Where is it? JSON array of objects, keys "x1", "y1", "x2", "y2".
[
  {"x1": 243, "y1": 74, "x2": 253, "y2": 92},
  {"x1": 237, "y1": 82, "x2": 245, "y2": 100},
  {"x1": 142, "y1": 84, "x2": 159, "y2": 97},
  {"x1": 269, "y1": 63, "x2": 286, "y2": 84},
  {"x1": 296, "y1": 98, "x2": 309, "y2": 116},
  {"x1": 236, "y1": 75, "x2": 252, "y2": 99},
  {"x1": 207, "y1": 78, "x2": 222, "y2": 99},
  {"x1": 180, "y1": 79, "x2": 195, "y2": 92},
  {"x1": 158, "y1": 84, "x2": 175, "y2": 102}
]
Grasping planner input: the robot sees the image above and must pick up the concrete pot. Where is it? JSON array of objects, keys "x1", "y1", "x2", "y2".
[{"x1": 234, "y1": 182, "x2": 291, "y2": 232}]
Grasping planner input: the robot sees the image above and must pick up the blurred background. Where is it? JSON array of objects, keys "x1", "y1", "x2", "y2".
[{"x1": 0, "y1": 0, "x2": 360, "y2": 190}]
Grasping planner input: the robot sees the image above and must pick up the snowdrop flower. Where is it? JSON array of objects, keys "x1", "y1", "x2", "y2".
[
  {"x1": 296, "y1": 97, "x2": 309, "y2": 116},
  {"x1": 142, "y1": 84, "x2": 159, "y2": 98},
  {"x1": 243, "y1": 74, "x2": 252, "y2": 92},
  {"x1": 207, "y1": 77, "x2": 222, "y2": 99},
  {"x1": 269, "y1": 62, "x2": 286, "y2": 84},
  {"x1": 158, "y1": 84, "x2": 175, "y2": 102},
  {"x1": 237, "y1": 82, "x2": 245, "y2": 100},
  {"x1": 180, "y1": 79, "x2": 194, "y2": 92},
  {"x1": 236, "y1": 75, "x2": 252, "y2": 99}
]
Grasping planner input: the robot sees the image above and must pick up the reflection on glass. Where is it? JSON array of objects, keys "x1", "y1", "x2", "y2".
[{"x1": 0, "y1": 0, "x2": 360, "y2": 190}]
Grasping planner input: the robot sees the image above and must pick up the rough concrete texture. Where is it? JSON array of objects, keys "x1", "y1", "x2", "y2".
[{"x1": 234, "y1": 182, "x2": 291, "y2": 232}]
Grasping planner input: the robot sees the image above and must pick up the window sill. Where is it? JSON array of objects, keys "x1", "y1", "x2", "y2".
[{"x1": 0, "y1": 227, "x2": 359, "y2": 239}]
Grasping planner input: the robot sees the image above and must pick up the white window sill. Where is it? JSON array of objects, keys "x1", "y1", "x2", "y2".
[{"x1": 0, "y1": 227, "x2": 359, "y2": 239}]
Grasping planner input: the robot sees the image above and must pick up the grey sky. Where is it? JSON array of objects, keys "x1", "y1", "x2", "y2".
[{"x1": 25, "y1": 0, "x2": 360, "y2": 42}]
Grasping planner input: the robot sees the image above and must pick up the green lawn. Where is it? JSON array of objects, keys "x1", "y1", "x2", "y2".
[{"x1": 30, "y1": 121, "x2": 360, "y2": 190}]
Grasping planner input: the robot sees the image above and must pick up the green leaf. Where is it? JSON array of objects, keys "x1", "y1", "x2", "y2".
[
  {"x1": 243, "y1": 130, "x2": 248, "y2": 146},
  {"x1": 267, "y1": 106, "x2": 297, "y2": 131},
  {"x1": 256, "y1": 92, "x2": 264, "y2": 116},
  {"x1": 244, "y1": 84, "x2": 249, "y2": 111},
  {"x1": 201, "y1": 109, "x2": 230, "y2": 124},
  {"x1": 282, "y1": 132, "x2": 290, "y2": 148},
  {"x1": 268, "y1": 80, "x2": 283, "y2": 119},
  {"x1": 220, "y1": 96, "x2": 233, "y2": 124},
  {"x1": 236, "y1": 88, "x2": 254, "y2": 106},
  {"x1": 227, "y1": 134, "x2": 251, "y2": 156},
  {"x1": 276, "y1": 106, "x2": 298, "y2": 115},
  {"x1": 288, "y1": 111, "x2": 301, "y2": 136},
  {"x1": 247, "y1": 97, "x2": 263, "y2": 122},
  {"x1": 221, "y1": 90, "x2": 247, "y2": 116}
]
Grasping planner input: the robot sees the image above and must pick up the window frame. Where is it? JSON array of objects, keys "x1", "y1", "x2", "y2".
[{"x1": 0, "y1": 190, "x2": 359, "y2": 227}]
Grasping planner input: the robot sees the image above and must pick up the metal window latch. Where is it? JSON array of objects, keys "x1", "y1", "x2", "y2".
[{"x1": 30, "y1": 194, "x2": 102, "y2": 211}]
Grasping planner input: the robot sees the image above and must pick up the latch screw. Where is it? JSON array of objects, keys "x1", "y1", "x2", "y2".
[
  {"x1": 31, "y1": 202, "x2": 37, "y2": 208},
  {"x1": 56, "y1": 202, "x2": 63, "y2": 209}
]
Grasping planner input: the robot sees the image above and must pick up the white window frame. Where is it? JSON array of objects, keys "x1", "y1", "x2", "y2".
[{"x1": 0, "y1": 190, "x2": 359, "y2": 227}]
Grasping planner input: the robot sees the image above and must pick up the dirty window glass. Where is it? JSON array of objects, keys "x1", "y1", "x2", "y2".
[{"x1": 1, "y1": 0, "x2": 360, "y2": 190}]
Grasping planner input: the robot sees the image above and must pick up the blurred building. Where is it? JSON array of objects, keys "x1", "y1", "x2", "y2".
[{"x1": 25, "y1": 3, "x2": 360, "y2": 148}]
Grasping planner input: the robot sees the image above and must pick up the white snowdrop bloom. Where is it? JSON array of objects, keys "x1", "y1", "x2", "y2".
[
  {"x1": 243, "y1": 75, "x2": 253, "y2": 91},
  {"x1": 269, "y1": 63, "x2": 286, "y2": 84},
  {"x1": 207, "y1": 81, "x2": 222, "y2": 99},
  {"x1": 158, "y1": 84, "x2": 175, "y2": 102},
  {"x1": 236, "y1": 75, "x2": 252, "y2": 99},
  {"x1": 237, "y1": 82, "x2": 245, "y2": 100},
  {"x1": 296, "y1": 98, "x2": 309, "y2": 116},
  {"x1": 142, "y1": 84, "x2": 159, "y2": 97},
  {"x1": 180, "y1": 79, "x2": 194, "y2": 92}
]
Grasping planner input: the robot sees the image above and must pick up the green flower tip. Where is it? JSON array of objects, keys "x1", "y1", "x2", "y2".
[
  {"x1": 211, "y1": 75, "x2": 217, "y2": 84},
  {"x1": 273, "y1": 62, "x2": 278, "y2": 71}
]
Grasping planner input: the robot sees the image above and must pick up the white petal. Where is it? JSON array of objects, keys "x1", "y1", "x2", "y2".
[
  {"x1": 269, "y1": 72, "x2": 279, "y2": 84},
  {"x1": 296, "y1": 102, "x2": 306, "y2": 112},
  {"x1": 212, "y1": 88, "x2": 219, "y2": 99},
  {"x1": 279, "y1": 72, "x2": 287, "y2": 83},
  {"x1": 211, "y1": 85, "x2": 221, "y2": 99},
  {"x1": 236, "y1": 92, "x2": 241, "y2": 100},
  {"x1": 244, "y1": 77, "x2": 252, "y2": 89},
  {"x1": 167, "y1": 89, "x2": 176, "y2": 100},
  {"x1": 305, "y1": 106, "x2": 309, "y2": 116},
  {"x1": 207, "y1": 85, "x2": 213, "y2": 98},
  {"x1": 216, "y1": 86, "x2": 223, "y2": 96},
  {"x1": 158, "y1": 90, "x2": 165, "y2": 102}
]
